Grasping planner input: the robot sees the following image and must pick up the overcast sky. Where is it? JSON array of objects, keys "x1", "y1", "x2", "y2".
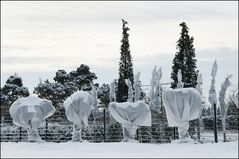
[{"x1": 1, "y1": 1, "x2": 238, "y2": 102}]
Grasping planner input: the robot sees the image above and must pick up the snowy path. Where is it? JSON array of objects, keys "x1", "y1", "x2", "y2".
[{"x1": 1, "y1": 141, "x2": 238, "y2": 158}]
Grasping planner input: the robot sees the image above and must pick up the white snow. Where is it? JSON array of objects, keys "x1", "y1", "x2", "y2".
[{"x1": 1, "y1": 141, "x2": 238, "y2": 158}]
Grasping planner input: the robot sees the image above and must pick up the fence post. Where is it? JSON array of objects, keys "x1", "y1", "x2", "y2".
[
  {"x1": 136, "y1": 129, "x2": 139, "y2": 141},
  {"x1": 45, "y1": 118, "x2": 48, "y2": 141},
  {"x1": 103, "y1": 108, "x2": 106, "y2": 142},
  {"x1": 223, "y1": 132, "x2": 226, "y2": 142},
  {"x1": 173, "y1": 127, "x2": 176, "y2": 140},
  {"x1": 197, "y1": 118, "x2": 201, "y2": 142},
  {"x1": 213, "y1": 103, "x2": 218, "y2": 143},
  {"x1": 19, "y1": 127, "x2": 22, "y2": 142}
]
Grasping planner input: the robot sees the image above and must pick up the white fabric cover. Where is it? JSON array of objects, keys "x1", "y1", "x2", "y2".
[
  {"x1": 196, "y1": 73, "x2": 203, "y2": 95},
  {"x1": 149, "y1": 66, "x2": 162, "y2": 113},
  {"x1": 219, "y1": 76, "x2": 232, "y2": 131},
  {"x1": 9, "y1": 95, "x2": 55, "y2": 142},
  {"x1": 162, "y1": 88, "x2": 202, "y2": 140},
  {"x1": 209, "y1": 60, "x2": 218, "y2": 105},
  {"x1": 177, "y1": 69, "x2": 184, "y2": 88},
  {"x1": 63, "y1": 91, "x2": 94, "y2": 126},
  {"x1": 109, "y1": 101, "x2": 151, "y2": 142},
  {"x1": 232, "y1": 90, "x2": 238, "y2": 108},
  {"x1": 133, "y1": 72, "x2": 141, "y2": 102},
  {"x1": 109, "y1": 101, "x2": 151, "y2": 126},
  {"x1": 63, "y1": 91, "x2": 95, "y2": 142}
]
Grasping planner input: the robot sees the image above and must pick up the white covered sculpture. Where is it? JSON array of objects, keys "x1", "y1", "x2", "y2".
[
  {"x1": 209, "y1": 60, "x2": 218, "y2": 107},
  {"x1": 150, "y1": 66, "x2": 162, "y2": 113},
  {"x1": 63, "y1": 88, "x2": 98, "y2": 142},
  {"x1": 110, "y1": 81, "x2": 116, "y2": 102},
  {"x1": 109, "y1": 101, "x2": 151, "y2": 142},
  {"x1": 231, "y1": 90, "x2": 238, "y2": 108},
  {"x1": 133, "y1": 72, "x2": 141, "y2": 102},
  {"x1": 219, "y1": 75, "x2": 232, "y2": 133},
  {"x1": 162, "y1": 88, "x2": 202, "y2": 142},
  {"x1": 125, "y1": 79, "x2": 133, "y2": 102},
  {"x1": 196, "y1": 73, "x2": 203, "y2": 96},
  {"x1": 177, "y1": 69, "x2": 184, "y2": 88},
  {"x1": 9, "y1": 95, "x2": 55, "y2": 142}
]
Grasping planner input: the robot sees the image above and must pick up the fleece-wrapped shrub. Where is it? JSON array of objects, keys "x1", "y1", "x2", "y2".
[
  {"x1": 231, "y1": 90, "x2": 238, "y2": 108},
  {"x1": 109, "y1": 101, "x2": 151, "y2": 142},
  {"x1": 9, "y1": 95, "x2": 55, "y2": 142},
  {"x1": 63, "y1": 90, "x2": 97, "y2": 142},
  {"x1": 162, "y1": 88, "x2": 202, "y2": 142}
]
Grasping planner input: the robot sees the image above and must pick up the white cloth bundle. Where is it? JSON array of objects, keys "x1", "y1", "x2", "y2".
[
  {"x1": 109, "y1": 100, "x2": 151, "y2": 142},
  {"x1": 162, "y1": 88, "x2": 202, "y2": 141},
  {"x1": 63, "y1": 91, "x2": 96, "y2": 142},
  {"x1": 162, "y1": 88, "x2": 202, "y2": 127},
  {"x1": 63, "y1": 91, "x2": 95, "y2": 126},
  {"x1": 109, "y1": 101, "x2": 151, "y2": 127},
  {"x1": 9, "y1": 95, "x2": 55, "y2": 142}
]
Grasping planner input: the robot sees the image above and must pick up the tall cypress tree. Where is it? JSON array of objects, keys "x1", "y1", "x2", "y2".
[
  {"x1": 171, "y1": 22, "x2": 197, "y2": 88},
  {"x1": 116, "y1": 19, "x2": 134, "y2": 102}
]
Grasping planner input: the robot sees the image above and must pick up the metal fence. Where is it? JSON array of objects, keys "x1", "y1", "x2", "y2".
[{"x1": 1, "y1": 107, "x2": 238, "y2": 143}]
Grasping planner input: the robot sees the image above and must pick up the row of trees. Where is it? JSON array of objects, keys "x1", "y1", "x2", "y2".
[
  {"x1": 0, "y1": 20, "x2": 198, "y2": 109},
  {"x1": 1, "y1": 20, "x2": 237, "y2": 122},
  {"x1": 116, "y1": 20, "x2": 198, "y2": 104}
]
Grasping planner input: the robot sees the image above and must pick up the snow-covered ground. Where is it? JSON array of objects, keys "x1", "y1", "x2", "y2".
[{"x1": 1, "y1": 141, "x2": 238, "y2": 158}]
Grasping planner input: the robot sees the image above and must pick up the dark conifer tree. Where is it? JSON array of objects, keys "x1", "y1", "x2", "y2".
[
  {"x1": 171, "y1": 22, "x2": 197, "y2": 88},
  {"x1": 69, "y1": 64, "x2": 97, "y2": 91},
  {"x1": 0, "y1": 73, "x2": 29, "y2": 106},
  {"x1": 1, "y1": 74, "x2": 30, "y2": 121},
  {"x1": 116, "y1": 19, "x2": 134, "y2": 102}
]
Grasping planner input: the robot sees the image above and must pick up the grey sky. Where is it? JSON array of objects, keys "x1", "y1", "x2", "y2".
[{"x1": 1, "y1": 1, "x2": 238, "y2": 103}]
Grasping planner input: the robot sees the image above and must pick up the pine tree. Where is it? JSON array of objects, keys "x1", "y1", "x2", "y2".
[
  {"x1": 171, "y1": 22, "x2": 197, "y2": 88},
  {"x1": 116, "y1": 19, "x2": 134, "y2": 102},
  {"x1": 54, "y1": 69, "x2": 70, "y2": 85},
  {"x1": 0, "y1": 73, "x2": 30, "y2": 106},
  {"x1": 34, "y1": 79, "x2": 66, "y2": 106},
  {"x1": 1, "y1": 74, "x2": 30, "y2": 122},
  {"x1": 69, "y1": 64, "x2": 97, "y2": 91}
]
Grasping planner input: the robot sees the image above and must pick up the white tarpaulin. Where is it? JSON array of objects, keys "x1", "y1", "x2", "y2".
[
  {"x1": 63, "y1": 91, "x2": 96, "y2": 142},
  {"x1": 109, "y1": 101, "x2": 151, "y2": 142},
  {"x1": 162, "y1": 88, "x2": 202, "y2": 141},
  {"x1": 9, "y1": 95, "x2": 55, "y2": 142}
]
